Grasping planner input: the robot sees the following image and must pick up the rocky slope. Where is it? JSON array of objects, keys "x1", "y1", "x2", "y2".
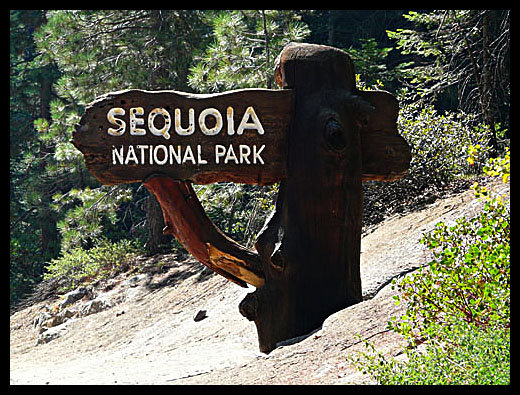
[{"x1": 10, "y1": 178, "x2": 506, "y2": 385}]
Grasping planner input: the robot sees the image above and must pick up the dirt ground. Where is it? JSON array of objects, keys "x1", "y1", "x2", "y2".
[{"x1": 10, "y1": 177, "x2": 507, "y2": 385}]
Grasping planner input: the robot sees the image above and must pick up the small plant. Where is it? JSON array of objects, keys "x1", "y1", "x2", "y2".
[
  {"x1": 349, "y1": 321, "x2": 509, "y2": 385},
  {"x1": 44, "y1": 238, "x2": 141, "y2": 292}
]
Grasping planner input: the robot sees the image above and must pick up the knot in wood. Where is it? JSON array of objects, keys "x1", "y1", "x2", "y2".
[{"x1": 238, "y1": 293, "x2": 258, "y2": 322}]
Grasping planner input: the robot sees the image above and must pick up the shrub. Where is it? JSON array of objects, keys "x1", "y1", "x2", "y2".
[
  {"x1": 363, "y1": 104, "x2": 493, "y2": 229},
  {"x1": 350, "y1": 321, "x2": 509, "y2": 385},
  {"x1": 390, "y1": 191, "x2": 510, "y2": 339},
  {"x1": 399, "y1": 105, "x2": 488, "y2": 185},
  {"x1": 349, "y1": 149, "x2": 510, "y2": 384},
  {"x1": 44, "y1": 238, "x2": 140, "y2": 292}
]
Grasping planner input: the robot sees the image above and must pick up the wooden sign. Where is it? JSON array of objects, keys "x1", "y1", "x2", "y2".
[
  {"x1": 72, "y1": 88, "x2": 293, "y2": 186},
  {"x1": 71, "y1": 42, "x2": 412, "y2": 354}
]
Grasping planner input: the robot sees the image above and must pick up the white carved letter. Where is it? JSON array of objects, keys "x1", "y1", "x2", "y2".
[
  {"x1": 153, "y1": 145, "x2": 168, "y2": 165},
  {"x1": 175, "y1": 108, "x2": 195, "y2": 136},
  {"x1": 237, "y1": 106, "x2": 264, "y2": 135},
  {"x1": 148, "y1": 108, "x2": 171, "y2": 140},
  {"x1": 112, "y1": 145, "x2": 124, "y2": 164},
  {"x1": 199, "y1": 108, "x2": 223, "y2": 136},
  {"x1": 227, "y1": 107, "x2": 235, "y2": 135},
  {"x1": 107, "y1": 108, "x2": 126, "y2": 136},
  {"x1": 253, "y1": 144, "x2": 265, "y2": 164},
  {"x1": 129, "y1": 107, "x2": 146, "y2": 136},
  {"x1": 215, "y1": 145, "x2": 226, "y2": 164}
]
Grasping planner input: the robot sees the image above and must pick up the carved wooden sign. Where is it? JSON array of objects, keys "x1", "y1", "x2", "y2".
[
  {"x1": 72, "y1": 43, "x2": 412, "y2": 353},
  {"x1": 72, "y1": 88, "x2": 293, "y2": 186}
]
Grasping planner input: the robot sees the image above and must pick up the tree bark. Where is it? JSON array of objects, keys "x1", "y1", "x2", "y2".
[
  {"x1": 144, "y1": 190, "x2": 171, "y2": 254},
  {"x1": 238, "y1": 43, "x2": 410, "y2": 352},
  {"x1": 38, "y1": 66, "x2": 59, "y2": 261},
  {"x1": 239, "y1": 44, "x2": 365, "y2": 352},
  {"x1": 261, "y1": 10, "x2": 272, "y2": 89},
  {"x1": 481, "y1": 10, "x2": 497, "y2": 155}
]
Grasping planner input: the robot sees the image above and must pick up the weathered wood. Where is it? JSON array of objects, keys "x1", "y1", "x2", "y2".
[
  {"x1": 142, "y1": 175, "x2": 265, "y2": 288},
  {"x1": 72, "y1": 85, "x2": 408, "y2": 187},
  {"x1": 239, "y1": 43, "x2": 410, "y2": 353},
  {"x1": 70, "y1": 42, "x2": 411, "y2": 354},
  {"x1": 358, "y1": 90, "x2": 411, "y2": 181},
  {"x1": 72, "y1": 88, "x2": 293, "y2": 186}
]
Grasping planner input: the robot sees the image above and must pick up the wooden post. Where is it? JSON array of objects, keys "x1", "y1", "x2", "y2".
[
  {"x1": 239, "y1": 43, "x2": 364, "y2": 351},
  {"x1": 72, "y1": 43, "x2": 410, "y2": 354},
  {"x1": 239, "y1": 43, "x2": 410, "y2": 352}
]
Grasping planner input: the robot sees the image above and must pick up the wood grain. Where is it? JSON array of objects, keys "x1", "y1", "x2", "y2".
[{"x1": 72, "y1": 88, "x2": 293, "y2": 185}]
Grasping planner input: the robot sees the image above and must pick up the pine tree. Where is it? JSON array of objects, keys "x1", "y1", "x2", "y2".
[
  {"x1": 387, "y1": 10, "x2": 510, "y2": 149},
  {"x1": 188, "y1": 10, "x2": 310, "y2": 93},
  {"x1": 10, "y1": 10, "x2": 62, "y2": 303},
  {"x1": 34, "y1": 10, "x2": 209, "y2": 254}
]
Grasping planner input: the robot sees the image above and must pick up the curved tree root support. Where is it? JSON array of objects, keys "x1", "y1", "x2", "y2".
[{"x1": 143, "y1": 175, "x2": 265, "y2": 288}]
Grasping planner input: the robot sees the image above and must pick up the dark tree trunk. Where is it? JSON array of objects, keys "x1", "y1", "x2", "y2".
[
  {"x1": 239, "y1": 44, "x2": 365, "y2": 352},
  {"x1": 239, "y1": 43, "x2": 409, "y2": 352},
  {"x1": 38, "y1": 66, "x2": 59, "y2": 261},
  {"x1": 144, "y1": 191, "x2": 170, "y2": 254},
  {"x1": 481, "y1": 10, "x2": 498, "y2": 155}
]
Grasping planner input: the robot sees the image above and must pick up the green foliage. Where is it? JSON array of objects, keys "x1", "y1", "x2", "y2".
[
  {"x1": 188, "y1": 10, "x2": 310, "y2": 92},
  {"x1": 386, "y1": 10, "x2": 470, "y2": 101},
  {"x1": 363, "y1": 103, "x2": 494, "y2": 229},
  {"x1": 349, "y1": 321, "x2": 509, "y2": 384},
  {"x1": 35, "y1": 10, "x2": 207, "y2": 100},
  {"x1": 398, "y1": 104, "x2": 492, "y2": 187},
  {"x1": 350, "y1": 151, "x2": 510, "y2": 384},
  {"x1": 387, "y1": 10, "x2": 510, "y2": 131},
  {"x1": 52, "y1": 185, "x2": 133, "y2": 253},
  {"x1": 44, "y1": 238, "x2": 141, "y2": 292},
  {"x1": 481, "y1": 146, "x2": 510, "y2": 183},
  {"x1": 392, "y1": 199, "x2": 509, "y2": 337},
  {"x1": 10, "y1": 232, "x2": 42, "y2": 304},
  {"x1": 346, "y1": 38, "x2": 410, "y2": 90},
  {"x1": 10, "y1": 10, "x2": 63, "y2": 304},
  {"x1": 194, "y1": 182, "x2": 278, "y2": 248}
]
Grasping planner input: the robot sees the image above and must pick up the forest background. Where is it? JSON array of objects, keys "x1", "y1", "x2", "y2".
[{"x1": 10, "y1": 10, "x2": 510, "y2": 306}]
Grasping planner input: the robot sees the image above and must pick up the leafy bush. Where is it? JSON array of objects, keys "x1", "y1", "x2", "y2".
[
  {"x1": 350, "y1": 321, "x2": 509, "y2": 385},
  {"x1": 349, "y1": 150, "x2": 510, "y2": 384},
  {"x1": 44, "y1": 238, "x2": 140, "y2": 292},
  {"x1": 363, "y1": 104, "x2": 494, "y2": 229},
  {"x1": 398, "y1": 104, "x2": 491, "y2": 187}
]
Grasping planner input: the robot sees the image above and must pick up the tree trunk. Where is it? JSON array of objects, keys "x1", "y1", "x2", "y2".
[
  {"x1": 481, "y1": 10, "x2": 498, "y2": 155},
  {"x1": 239, "y1": 44, "x2": 365, "y2": 352},
  {"x1": 144, "y1": 191, "x2": 170, "y2": 254},
  {"x1": 328, "y1": 11, "x2": 337, "y2": 46},
  {"x1": 238, "y1": 43, "x2": 409, "y2": 352},
  {"x1": 38, "y1": 66, "x2": 59, "y2": 262},
  {"x1": 261, "y1": 10, "x2": 272, "y2": 89}
]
